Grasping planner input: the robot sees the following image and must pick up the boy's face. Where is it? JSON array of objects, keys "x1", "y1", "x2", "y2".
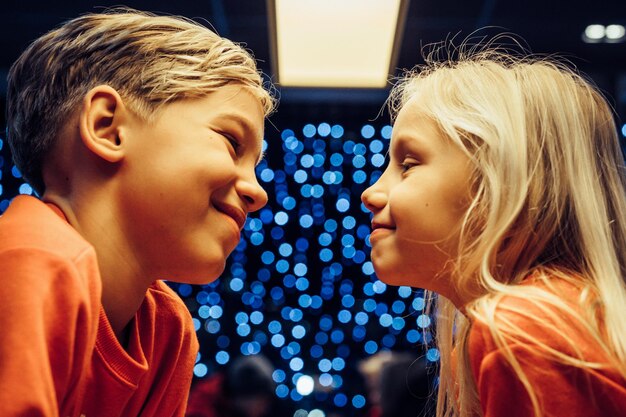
[
  {"x1": 360, "y1": 94, "x2": 472, "y2": 306},
  {"x1": 118, "y1": 84, "x2": 268, "y2": 284}
]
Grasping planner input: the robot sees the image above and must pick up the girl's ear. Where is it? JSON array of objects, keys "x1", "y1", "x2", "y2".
[{"x1": 79, "y1": 85, "x2": 127, "y2": 163}]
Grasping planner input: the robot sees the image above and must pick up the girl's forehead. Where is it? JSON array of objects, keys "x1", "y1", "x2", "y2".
[{"x1": 392, "y1": 97, "x2": 431, "y2": 135}]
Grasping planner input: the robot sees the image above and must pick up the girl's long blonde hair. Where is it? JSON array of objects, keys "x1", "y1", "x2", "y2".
[{"x1": 388, "y1": 41, "x2": 626, "y2": 417}]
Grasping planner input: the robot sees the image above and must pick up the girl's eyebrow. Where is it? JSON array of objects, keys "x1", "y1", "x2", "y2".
[{"x1": 256, "y1": 151, "x2": 266, "y2": 166}]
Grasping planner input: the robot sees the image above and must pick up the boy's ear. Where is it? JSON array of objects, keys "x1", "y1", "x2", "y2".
[{"x1": 79, "y1": 85, "x2": 128, "y2": 163}]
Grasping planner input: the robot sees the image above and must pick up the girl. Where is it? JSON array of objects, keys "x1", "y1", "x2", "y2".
[{"x1": 361, "y1": 44, "x2": 626, "y2": 417}]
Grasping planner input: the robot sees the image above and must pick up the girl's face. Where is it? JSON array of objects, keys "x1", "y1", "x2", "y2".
[{"x1": 361, "y1": 95, "x2": 473, "y2": 306}]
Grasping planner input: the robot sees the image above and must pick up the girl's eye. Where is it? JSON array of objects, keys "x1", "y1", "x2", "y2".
[{"x1": 400, "y1": 158, "x2": 419, "y2": 173}]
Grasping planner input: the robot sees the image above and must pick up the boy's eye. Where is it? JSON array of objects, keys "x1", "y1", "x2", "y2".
[{"x1": 222, "y1": 133, "x2": 241, "y2": 153}]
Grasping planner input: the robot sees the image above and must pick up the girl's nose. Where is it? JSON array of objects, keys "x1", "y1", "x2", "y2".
[{"x1": 361, "y1": 183, "x2": 387, "y2": 213}]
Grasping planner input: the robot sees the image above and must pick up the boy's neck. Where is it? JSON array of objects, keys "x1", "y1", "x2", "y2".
[{"x1": 43, "y1": 192, "x2": 153, "y2": 345}]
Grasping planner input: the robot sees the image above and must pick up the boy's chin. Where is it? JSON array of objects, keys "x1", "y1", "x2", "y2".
[{"x1": 165, "y1": 262, "x2": 227, "y2": 286}]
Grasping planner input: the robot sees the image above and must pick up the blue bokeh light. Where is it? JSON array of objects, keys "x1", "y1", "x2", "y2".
[
  {"x1": 381, "y1": 125, "x2": 393, "y2": 139},
  {"x1": 361, "y1": 125, "x2": 375, "y2": 139},
  {"x1": 0, "y1": 121, "x2": 437, "y2": 413}
]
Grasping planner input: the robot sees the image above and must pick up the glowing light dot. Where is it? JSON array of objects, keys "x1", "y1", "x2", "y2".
[
  {"x1": 413, "y1": 297, "x2": 426, "y2": 311},
  {"x1": 334, "y1": 393, "x2": 348, "y2": 407},
  {"x1": 299, "y1": 214, "x2": 314, "y2": 228},
  {"x1": 230, "y1": 278, "x2": 244, "y2": 292},
  {"x1": 290, "y1": 357, "x2": 304, "y2": 371},
  {"x1": 294, "y1": 263, "x2": 308, "y2": 276},
  {"x1": 215, "y1": 351, "x2": 230, "y2": 364},
  {"x1": 296, "y1": 375, "x2": 315, "y2": 396},
  {"x1": 331, "y1": 124, "x2": 344, "y2": 138},
  {"x1": 281, "y1": 129, "x2": 295, "y2": 140},
  {"x1": 406, "y1": 329, "x2": 421, "y2": 343},
  {"x1": 369, "y1": 139, "x2": 384, "y2": 153},
  {"x1": 353, "y1": 170, "x2": 366, "y2": 183},
  {"x1": 427, "y1": 348, "x2": 441, "y2": 362},
  {"x1": 250, "y1": 232, "x2": 264, "y2": 245},
  {"x1": 319, "y1": 248, "x2": 333, "y2": 262},
  {"x1": 398, "y1": 286, "x2": 412, "y2": 298},
  {"x1": 606, "y1": 24, "x2": 625, "y2": 40},
  {"x1": 276, "y1": 384, "x2": 289, "y2": 398},
  {"x1": 336, "y1": 198, "x2": 350, "y2": 212},
  {"x1": 193, "y1": 363, "x2": 208, "y2": 377},
  {"x1": 260, "y1": 168, "x2": 274, "y2": 182},
  {"x1": 417, "y1": 314, "x2": 432, "y2": 328},
  {"x1": 18, "y1": 183, "x2": 33, "y2": 195},
  {"x1": 373, "y1": 280, "x2": 387, "y2": 294},
  {"x1": 11, "y1": 165, "x2": 22, "y2": 178},
  {"x1": 318, "y1": 122, "x2": 331, "y2": 137},
  {"x1": 361, "y1": 124, "x2": 375, "y2": 139},
  {"x1": 300, "y1": 154, "x2": 314, "y2": 168},
  {"x1": 371, "y1": 153, "x2": 385, "y2": 167},
  {"x1": 274, "y1": 211, "x2": 289, "y2": 225},
  {"x1": 294, "y1": 170, "x2": 308, "y2": 183},
  {"x1": 282, "y1": 196, "x2": 296, "y2": 210},
  {"x1": 271, "y1": 334, "x2": 285, "y2": 347},
  {"x1": 303, "y1": 124, "x2": 316, "y2": 138},
  {"x1": 330, "y1": 153, "x2": 344, "y2": 166},
  {"x1": 364, "y1": 340, "x2": 378, "y2": 354},
  {"x1": 273, "y1": 369, "x2": 286, "y2": 383},
  {"x1": 292, "y1": 325, "x2": 306, "y2": 339},
  {"x1": 585, "y1": 24, "x2": 605, "y2": 40},
  {"x1": 352, "y1": 395, "x2": 366, "y2": 408},
  {"x1": 332, "y1": 357, "x2": 345, "y2": 371},
  {"x1": 379, "y1": 313, "x2": 393, "y2": 327},
  {"x1": 279, "y1": 243, "x2": 293, "y2": 256},
  {"x1": 294, "y1": 409, "x2": 308, "y2": 417}
]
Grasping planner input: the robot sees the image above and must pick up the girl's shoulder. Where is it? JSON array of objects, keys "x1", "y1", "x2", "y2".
[
  {"x1": 466, "y1": 273, "x2": 626, "y2": 417},
  {"x1": 468, "y1": 272, "x2": 605, "y2": 363}
]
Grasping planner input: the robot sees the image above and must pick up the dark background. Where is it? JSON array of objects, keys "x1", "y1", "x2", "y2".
[
  {"x1": 1, "y1": 1, "x2": 625, "y2": 416},
  {"x1": 1, "y1": 0, "x2": 626, "y2": 120}
]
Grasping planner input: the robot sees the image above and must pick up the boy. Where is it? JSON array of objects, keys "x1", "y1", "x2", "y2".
[{"x1": 0, "y1": 8, "x2": 275, "y2": 417}]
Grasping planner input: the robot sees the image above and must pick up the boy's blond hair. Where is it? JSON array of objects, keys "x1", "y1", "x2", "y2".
[
  {"x1": 389, "y1": 40, "x2": 626, "y2": 417},
  {"x1": 7, "y1": 8, "x2": 275, "y2": 195}
]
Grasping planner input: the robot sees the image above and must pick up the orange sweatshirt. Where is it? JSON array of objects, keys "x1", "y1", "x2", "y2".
[
  {"x1": 468, "y1": 277, "x2": 626, "y2": 417},
  {"x1": 0, "y1": 195, "x2": 199, "y2": 417}
]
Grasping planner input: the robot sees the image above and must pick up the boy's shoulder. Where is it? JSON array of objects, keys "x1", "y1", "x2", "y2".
[
  {"x1": 132, "y1": 280, "x2": 199, "y2": 355},
  {"x1": 0, "y1": 195, "x2": 92, "y2": 260}
]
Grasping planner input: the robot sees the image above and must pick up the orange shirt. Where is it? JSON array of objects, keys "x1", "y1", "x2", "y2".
[
  {"x1": 468, "y1": 277, "x2": 626, "y2": 417},
  {"x1": 0, "y1": 196, "x2": 199, "y2": 417}
]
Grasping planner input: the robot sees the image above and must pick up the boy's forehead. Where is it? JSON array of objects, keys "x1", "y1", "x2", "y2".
[{"x1": 215, "y1": 111, "x2": 264, "y2": 137}]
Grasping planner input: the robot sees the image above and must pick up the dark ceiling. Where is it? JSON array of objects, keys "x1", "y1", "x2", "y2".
[{"x1": 1, "y1": 0, "x2": 625, "y2": 115}]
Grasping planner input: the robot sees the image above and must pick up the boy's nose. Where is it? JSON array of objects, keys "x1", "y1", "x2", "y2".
[
  {"x1": 361, "y1": 185, "x2": 387, "y2": 213},
  {"x1": 237, "y1": 178, "x2": 268, "y2": 213}
]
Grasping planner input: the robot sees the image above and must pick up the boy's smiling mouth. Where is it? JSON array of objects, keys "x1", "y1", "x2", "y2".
[{"x1": 213, "y1": 202, "x2": 246, "y2": 231}]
